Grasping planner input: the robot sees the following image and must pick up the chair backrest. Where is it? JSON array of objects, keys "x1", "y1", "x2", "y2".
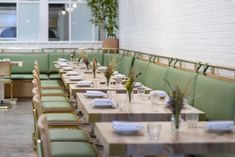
[
  {"x1": 37, "y1": 115, "x2": 51, "y2": 157},
  {"x1": 0, "y1": 61, "x2": 11, "y2": 77}
]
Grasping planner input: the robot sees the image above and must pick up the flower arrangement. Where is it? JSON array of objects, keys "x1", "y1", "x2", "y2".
[
  {"x1": 125, "y1": 67, "x2": 135, "y2": 102},
  {"x1": 92, "y1": 58, "x2": 97, "y2": 78},
  {"x1": 166, "y1": 82, "x2": 190, "y2": 130},
  {"x1": 76, "y1": 51, "x2": 86, "y2": 63},
  {"x1": 82, "y1": 57, "x2": 90, "y2": 70},
  {"x1": 70, "y1": 50, "x2": 76, "y2": 61},
  {"x1": 104, "y1": 58, "x2": 116, "y2": 87}
]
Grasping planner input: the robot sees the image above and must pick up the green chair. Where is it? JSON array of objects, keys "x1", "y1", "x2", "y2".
[{"x1": 38, "y1": 115, "x2": 98, "y2": 157}]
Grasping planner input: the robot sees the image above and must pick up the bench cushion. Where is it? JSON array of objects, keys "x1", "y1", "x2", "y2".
[
  {"x1": 144, "y1": 63, "x2": 168, "y2": 91},
  {"x1": 11, "y1": 74, "x2": 49, "y2": 80},
  {"x1": 86, "y1": 51, "x2": 103, "y2": 65},
  {"x1": 117, "y1": 55, "x2": 134, "y2": 76},
  {"x1": 133, "y1": 59, "x2": 150, "y2": 83},
  {"x1": 0, "y1": 53, "x2": 49, "y2": 74},
  {"x1": 164, "y1": 67, "x2": 198, "y2": 106},
  {"x1": 103, "y1": 53, "x2": 122, "y2": 68},
  {"x1": 194, "y1": 75, "x2": 235, "y2": 120},
  {"x1": 49, "y1": 74, "x2": 61, "y2": 80}
]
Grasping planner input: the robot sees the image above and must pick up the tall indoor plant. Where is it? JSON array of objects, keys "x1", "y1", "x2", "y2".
[{"x1": 87, "y1": 0, "x2": 119, "y2": 49}]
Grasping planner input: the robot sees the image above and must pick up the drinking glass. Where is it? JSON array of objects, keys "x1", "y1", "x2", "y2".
[
  {"x1": 186, "y1": 113, "x2": 199, "y2": 128},
  {"x1": 147, "y1": 123, "x2": 161, "y2": 140},
  {"x1": 137, "y1": 85, "x2": 145, "y2": 96}
]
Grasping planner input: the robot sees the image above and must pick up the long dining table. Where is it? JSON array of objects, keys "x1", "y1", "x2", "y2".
[{"x1": 95, "y1": 122, "x2": 235, "y2": 157}]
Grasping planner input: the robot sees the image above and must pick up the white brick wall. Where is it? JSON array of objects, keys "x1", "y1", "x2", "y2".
[{"x1": 119, "y1": 0, "x2": 235, "y2": 68}]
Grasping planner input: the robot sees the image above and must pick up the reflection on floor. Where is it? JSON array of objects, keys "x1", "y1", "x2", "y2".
[{"x1": 0, "y1": 99, "x2": 34, "y2": 157}]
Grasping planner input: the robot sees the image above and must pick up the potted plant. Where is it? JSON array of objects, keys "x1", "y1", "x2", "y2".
[{"x1": 87, "y1": 0, "x2": 119, "y2": 49}]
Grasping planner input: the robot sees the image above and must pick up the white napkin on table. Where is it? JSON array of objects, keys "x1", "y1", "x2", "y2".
[
  {"x1": 150, "y1": 90, "x2": 168, "y2": 98},
  {"x1": 205, "y1": 121, "x2": 234, "y2": 132},
  {"x1": 98, "y1": 66, "x2": 107, "y2": 72},
  {"x1": 112, "y1": 121, "x2": 144, "y2": 133},
  {"x1": 69, "y1": 76, "x2": 83, "y2": 81},
  {"x1": 86, "y1": 91, "x2": 105, "y2": 97},
  {"x1": 58, "y1": 62, "x2": 68, "y2": 67},
  {"x1": 113, "y1": 74, "x2": 126, "y2": 79},
  {"x1": 66, "y1": 71, "x2": 79, "y2": 76},
  {"x1": 134, "y1": 82, "x2": 142, "y2": 87},
  {"x1": 63, "y1": 67, "x2": 73, "y2": 71},
  {"x1": 93, "y1": 98, "x2": 113, "y2": 107},
  {"x1": 58, "y1": 58, "x2": 67, "y2": 62},
  {"x1": 76, "y1": 81, "x2": 92, "y2": 87}
]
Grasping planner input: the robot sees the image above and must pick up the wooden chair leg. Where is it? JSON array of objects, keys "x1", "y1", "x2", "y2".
[{"x1": 10, "y1": 82, "x2": 13, "y2": 103}]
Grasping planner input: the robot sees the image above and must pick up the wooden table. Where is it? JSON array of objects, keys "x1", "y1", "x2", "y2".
[
  {"x1": 95, "y1": 122, "x2": 235, "y2": 157},
  {"x1": 0, "y1": 61, "x2": 23, "y2": 106},
  {"x1": 76, "y1": 93, "x2": 204, "y2": 123}
]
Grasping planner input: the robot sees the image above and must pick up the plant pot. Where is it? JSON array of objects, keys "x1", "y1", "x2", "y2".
[{"x1": 102, "y1": 38, "x2": 119, "y2": 49}]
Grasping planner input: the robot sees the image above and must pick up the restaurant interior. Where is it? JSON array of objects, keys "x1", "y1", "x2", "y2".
[{"x1": 0, "y1": 0, "x2": 235, "y2": 157}]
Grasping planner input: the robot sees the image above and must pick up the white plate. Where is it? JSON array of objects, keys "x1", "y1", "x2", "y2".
[{"x1": 85, "y1": 91, "x2": 106, "y2": 98}]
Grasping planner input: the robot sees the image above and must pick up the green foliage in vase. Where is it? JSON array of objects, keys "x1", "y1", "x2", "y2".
[
  {"x1": 92, "y1": 58, "x2": 97, "y2": 78},
  {"x1": 87, "y1": 0, "x2": 118, "y2": 38},
  {"x1": 104, "y1": 58, "x2": 116, "y2": 86},
  {"x1": 125, "y1": 67, "x2": 135, "y2": 102}
]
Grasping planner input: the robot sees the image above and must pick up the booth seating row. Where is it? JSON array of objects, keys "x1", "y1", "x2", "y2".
[{"x1": 1, "y1": 50, "x2": 235, "y2": 122}]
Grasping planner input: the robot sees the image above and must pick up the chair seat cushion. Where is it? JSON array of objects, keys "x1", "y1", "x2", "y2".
[
  {"x1": 51, "y1": 142, "x2": 97, "y2": 157},
  {"x1": 42, "y1": 101, "x2": 73, "y2": 112},
  {"x1": 11, "y1": 74, "x2": 49, "y2": 80},
  {"x1": 45, "y1": 113, "x2": 78, "y2": 122},
  {"x1": 41, "y1": 80, "x2": 61, "y2": 85},
  {"x1": 41, "y1": 96, "x2": 68, "y2": 102},
  {"x1": 41, "y1": 89, "x2": 65, "y2": 95},
  {"x1": 49, "y1": 129, "x2": 89, "y2": 142},
  {"x1": 49, "y1": 74, "x2": 61, "y2": 80}
]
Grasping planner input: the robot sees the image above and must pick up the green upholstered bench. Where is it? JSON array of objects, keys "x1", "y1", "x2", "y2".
[
  {"x1": 133, "y1": 58, "x2": 150, "y2": 83},
  {"x1": 194, "y1": 75, "x2": 235, "y2": 121},
  {"x1": 117, "y1": 55, "x2": 134, "y2": 76},
  {"x1": 164, "y1": 67, "x2": 198, "y2": 106}
]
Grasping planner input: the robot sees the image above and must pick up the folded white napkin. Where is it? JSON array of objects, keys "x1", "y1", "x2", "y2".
[
  {"x1": 63, "y1": 67, "x2": 73, "y2": 71},
  {"x1": 66, "y1": 71, "x2": 79, "y2": 76},
  {"x1": 112, "y1": 121, "x2": 144, "y2": 133},
  {"x1": 86, "y1": 91, "x2": 105, "y2": 97},
  {"x1": 58, "y1": 58, "x2": 67, "y2": 62},
  {"x1": 93, "y1": 98, "x2": 113, "y2": 107},
  {"x1": 150, "y1": 90, "x2": 168, "y2": 98},
  {"x1": 205, "y1": 121, "x2": 234, "y2": 132},
  {"x1": 76, "y1": 81, "x2": 92, "y2": 87},
  {"x1": 69, "y1": 76, "x2": 83, "y2": 81},
  {"x1": 58, "y1": 62, "x2": 68, "y2": 67},
  {"x1": 134, "y1": 82, "x2": 142, "y2": 87},
  {"x1": 98, "y1": 66, "x2": 107, "y2": 72},
  {"x1": 113, "y1": 74, "x2": 126, "y2": 79}
]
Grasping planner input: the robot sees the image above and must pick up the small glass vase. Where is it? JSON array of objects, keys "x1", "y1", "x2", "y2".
[
  {"x1": 106, "y1": 78, "x2": 111, "y2": 87},
  {"x1": 171, "y1": 114, "x2": 183, "y2": 132},
  {"x1": 126, "y1": 90, "x2": 134, "y2": 103},
  {"x1": 93, "y1": 70, "x2": 96, "y2": 79}
]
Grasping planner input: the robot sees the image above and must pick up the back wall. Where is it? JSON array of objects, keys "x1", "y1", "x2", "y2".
[{"x1": 119, "y1": 0, "x2": 235, "y2": 67}]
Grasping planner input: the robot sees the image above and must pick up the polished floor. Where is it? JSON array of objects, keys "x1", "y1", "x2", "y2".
[{"x1": 0, "y1": 99, "x2": 34, "y2": 157}]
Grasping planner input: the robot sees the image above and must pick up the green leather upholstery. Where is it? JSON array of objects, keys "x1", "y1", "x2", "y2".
[
  {"x1": 164, "y1": 67, "x2": 198, "y2": 106},
  {"x1": 194, "y1": 75, "x2": 235, "y2": 120},
  {"x1": 11, "y1": 74, "x2": 49, "y2": 80},
  {"x1": 41, "y1": 96, "x2": 68, "y2": 102},
  {"x1": 86, "y1": 51, "x2": 103, "y2": 65},
  {"x1": 117, "y1": 55, "x2": 134, "y2": 76},
  {"x1": 49, "y1": 129, "x2": 89, "y2": 142},
  {"x1": 41, "y1": 80, "x2": 61, "y2": 85},
  {"x1": 144, "y1": 63, "x2": 168, "y2": 91},
  {"x1": 41, "y1": 89, "x2": 65, "y2": 95},
  {"x1": 42, "y1": 101, "x2": 71, "y2": 109},
  {"x1": 48, "y1": 52, "x2": 72, "y2": 73},
  {"x1": 0, "y1": 53, "x2": 48, "y2": 74},
  {"x1": 133, "y1": 59, "x2": 150, "y2": 83},
  {"x1": 49, "y1": 74, "x2": 61, "y2": 80},
  {"x1": 103, "y1": 53, "x2": 122, "y2": 68},
  {"x1": 51, "y1": 142, "x2": 97, "y2": 157},
  {"x1": 45, "y1": 113, "x2": 77, "y2": 122}
]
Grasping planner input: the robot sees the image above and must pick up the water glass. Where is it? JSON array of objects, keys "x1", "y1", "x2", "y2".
[
  {"x1": 186, "y1": 113, "x2": 199, "y2": 128},
  {"x1": 137, "y1": 86, "x2": 145, "y2": 96},
  {"x1": 115, "y1": 78, "x2": 122, "y2": 87},
  {"x1": 147, "y1": 123, "x2": 161, "y2": 140},
  {"x1": 151, "y1": 94, "x2": 159, "y2": 105}
]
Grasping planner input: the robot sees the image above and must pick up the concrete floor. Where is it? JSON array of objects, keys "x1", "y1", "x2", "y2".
[{"x1": 0, "y1": 99, "x2": 34, "y2": 157}]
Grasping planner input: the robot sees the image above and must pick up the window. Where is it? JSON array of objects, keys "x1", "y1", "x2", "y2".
[{"x1": 0, "y1": 3, "x2": 16, "y2": 40}]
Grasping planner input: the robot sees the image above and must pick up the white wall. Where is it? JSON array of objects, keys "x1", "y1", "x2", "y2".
[{"x1": 119, "y1": 0, "x2": 235, "y2": 67}]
